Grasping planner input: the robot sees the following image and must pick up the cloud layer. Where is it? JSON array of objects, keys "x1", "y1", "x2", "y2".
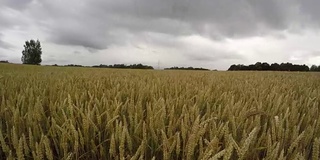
[{"x1": 0, "y1": 0, "x2": 320, "y2": 69}]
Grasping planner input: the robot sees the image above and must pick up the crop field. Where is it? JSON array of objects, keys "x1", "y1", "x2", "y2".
[{"x1": 0, "y1": 63, "x2": 320, "y2": 160}]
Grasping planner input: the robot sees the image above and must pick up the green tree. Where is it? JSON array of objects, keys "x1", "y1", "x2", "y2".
[
  {"x1": 21, "y1": 39, "x2": 42, "y2": 65},
  {"x1": 310, "y1": 65, "x2": 318, "y2": 71}
]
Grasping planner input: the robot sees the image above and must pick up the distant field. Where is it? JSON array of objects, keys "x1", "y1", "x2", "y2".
[{"x1": 0, "y1": 63, "x2": 320, "y2": 159}]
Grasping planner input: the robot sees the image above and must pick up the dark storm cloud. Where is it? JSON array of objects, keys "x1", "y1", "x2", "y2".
[
  {"x1": 297, "y1": 0, "x2": 320, "y2": 24},
  {"x1": 48, "y1": 28, "x2": 109, "y2": 50},
  {"x1": 3, "y1": 0, "x2": 320, "y2": 47},
  {"x1": 0, "y1": 2, "x2": 31, "y2": 32},
  {"x1": 1, "y1": 0, "x2": 33, "y2": 10},
  {"x1": 1, "y1": 0, "x2": 320, "y2": 69},
  {"x1": 88, "y1": 0, "x2": 293, "y2": 37},
  {"x1": 22, "y1": 0, "x2": 310, "y2": 50}
]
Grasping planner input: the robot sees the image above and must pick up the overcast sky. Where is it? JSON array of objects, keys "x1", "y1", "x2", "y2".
[{"x1": 0, "y1": 0, "x2": 320, "y2": 70}]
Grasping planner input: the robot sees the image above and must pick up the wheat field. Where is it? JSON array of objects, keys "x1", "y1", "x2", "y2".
[{"x1": 0, "y1": 63, "x2": 320, "y2": 160}]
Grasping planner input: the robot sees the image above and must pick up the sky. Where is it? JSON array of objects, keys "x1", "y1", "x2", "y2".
[{"x1": 0, "y1": 0, "x2": 320, "y2": 70}]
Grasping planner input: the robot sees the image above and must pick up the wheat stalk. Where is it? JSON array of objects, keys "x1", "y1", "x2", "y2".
[{"x1": 312, "y1": 138, "x2": 320, "y2": 160}]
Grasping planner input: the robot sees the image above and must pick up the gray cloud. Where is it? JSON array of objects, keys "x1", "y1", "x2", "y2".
[
  {"x1": 43, "y1": 57, "x2": 69, "y2": 65},
  {"x1": 0, "y1": 33, "x2": 13, "y2": 49},
  {"x1": 73, "y1": 51, "x2": 81, "y2": 55},
  {"x1": 186, "y1": 51, "x2": 243, "y2": 62},
  {"x1": 293, "y1": 51, "x2": 320, "y2": 61},
  {"x1": 0, "y1": 0, "x2": 320, "y2": 69},
  {"x1": 22, "y1": 0, "x2": 313, "y2": 50},
  {"x1": 88, "y1": 0, "x2": 296, "y2": 37},
  {"x1": 298, "y1": 0, "x2": 320, "y2": 23},
  {"x1": 0, "y1": 39, "x2": 12, "y2": 49},
  {"x1": 311, "y1": 51, "x2": 320, "y2": 57},
  {"x1": 48, "y1": 28, "x2": 109, "y2": 50},
  {"x1": 1, "y1": 0, "x2": 33, "y2": 10}
]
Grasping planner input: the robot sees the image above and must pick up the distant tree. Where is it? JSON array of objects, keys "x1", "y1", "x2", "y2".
[
  {"x1": 310, "y1": 65, "x2": 318, "y2": 71},
  {"x1": 92, "y1": 64, "x2": 154, "y2": 69},
  {"x1": 65, "y1": 64, "x2": 83, "y2": 67},
  {"x1": 248, "y1": 64, "x2": 256, "y2": 70},
  {"x1": 261, "y1": 62, "x2": 271, "y2": 70},
  {"x1": 270, "y1": 63, "x2": 280, "y2": 71},
  {"x1": 228, "y1": 62, "x2": 310, "y2": 72},
  {"x1": 317, "y1": 66, "x2": 320, "y2": 72},
  {"x1": 164, "y1": 66, "x2": 209, "y2": 71},
  {"x1": 0, "y1": 60, "x2": 9, "y2": 63},
  {"x1": 280, "y1": 62, "x2": 293, "y2": 71},
  {"x1": 228, "y1": 64, "x2": 237, "y2": 71},
  {"x1": 301, "y1": 65, "x2": 310, "y2": 72},
  {"x1": 310, "y1": 65, "x2": 320, "y2": 72},
  {"x1": 255, "y1": 62, "x2": 262, "y2": 70},
  {"x1": 21, "y1": 39, "x2": 42, "y2": 65}
]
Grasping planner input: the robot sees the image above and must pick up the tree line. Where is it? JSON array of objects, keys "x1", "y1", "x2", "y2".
[
  {"x1": 49, "y1": 64, "x2": 154, "y2": 69},
  {"x1": 0, "y1": 60, "x2": 9, "y2": 63},
  {"x1": 228, "y1": 62, "x2": 320, "y2": 72},
  {"x1": 164, "y1": 66, "x2": 210, "y2": 71},
  {"x1": 310, "y1": 65, "x2": 320, "y2": 72},
  {"x1": 92, "y1": 64, "x2": 154, "y2": 69}
]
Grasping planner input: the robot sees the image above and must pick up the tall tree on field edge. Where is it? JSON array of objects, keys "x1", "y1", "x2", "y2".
[{"x1": 21, "y1": 39, "x2": 42, "y2": 65}]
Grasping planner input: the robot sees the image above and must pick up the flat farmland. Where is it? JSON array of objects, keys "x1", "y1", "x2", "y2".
[{"x1": 0, "y1": 63, "x2": 320, "y2": 159}]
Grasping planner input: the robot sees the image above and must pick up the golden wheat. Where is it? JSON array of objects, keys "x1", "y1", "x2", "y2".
[{"x1": 0, "y1": 63, "x2": 319, "y2": 159}]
